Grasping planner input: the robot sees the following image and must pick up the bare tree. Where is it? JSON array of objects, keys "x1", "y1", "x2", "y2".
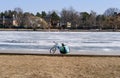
[
  {"x1": 104, "y1": 8, "x2": 120, "y2": 16},
  {"x1": 14, "y1": 7, "x2": 23, "y2": 27},
  {"x1": 89, "y1": 10, "x2": 96, "y2": 26},
  {"x1": 60, "y1": 7, "x2": 79, "y2": 29},
  {"x1": 14, "y1": 7, "x2": 23, "y2": 14},
  {"x1": 96, "y1": 15, "x2": 105, "y2": 30}
]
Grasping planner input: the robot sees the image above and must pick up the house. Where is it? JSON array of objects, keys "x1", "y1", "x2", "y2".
[
  {"x1": 0, "y1": 15, "x2": 18, "y2": 28},
  {"x1": 12, "y1": 15, "x2": 18, "y2": 26},
  {"x1": 59, "y1": 22, "x2": 71, "y2": 29}
]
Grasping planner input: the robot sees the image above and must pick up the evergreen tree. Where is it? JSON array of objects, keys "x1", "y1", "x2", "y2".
[
  {"x1": 41, "y1": 11, "x2": 46, "y2": 18},
  {"x1": 51, "y1": 11, "x2": 60, "y2": 21},
  {"x1": 36, "y1": 12, "x2": 41, "y2": 17},
  {"x1": 50, "y1": 11, "x2": 60, "y2": 28}
]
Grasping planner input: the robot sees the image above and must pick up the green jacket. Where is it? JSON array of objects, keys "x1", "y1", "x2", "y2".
[{"x1": 59, "y1": 46, "x2": 69, "y2": 54}]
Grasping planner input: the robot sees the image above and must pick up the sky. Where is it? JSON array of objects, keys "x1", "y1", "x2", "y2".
[{"x1": 0, "y1": 0, "x2": 120, "y2": 14}]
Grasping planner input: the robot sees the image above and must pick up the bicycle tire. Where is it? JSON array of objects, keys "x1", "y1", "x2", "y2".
[{"x1": 50, "y1": 47, "x2": 56, "y2": 54}]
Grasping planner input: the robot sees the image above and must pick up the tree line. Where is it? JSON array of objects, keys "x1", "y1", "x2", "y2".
[{"x1": 0, "y1": 7, "x2": 120, "y2": 30}]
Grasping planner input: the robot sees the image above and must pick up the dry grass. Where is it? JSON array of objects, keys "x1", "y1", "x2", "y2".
[{"x1": 0, "y1": 55, "x2": 120, "y2": 78}]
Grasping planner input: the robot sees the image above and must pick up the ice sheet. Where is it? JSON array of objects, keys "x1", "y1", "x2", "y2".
[{"x1": 0, "y1": 31, "x2": 120, "y2": 53}]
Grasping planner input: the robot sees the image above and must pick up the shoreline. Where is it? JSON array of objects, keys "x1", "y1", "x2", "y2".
[
  {"x1": 0, "y1": 28, "x2": 120, "y2": 32},
  {"x1": 0, "y1": 50, "x2": 120, "y2": 57}
]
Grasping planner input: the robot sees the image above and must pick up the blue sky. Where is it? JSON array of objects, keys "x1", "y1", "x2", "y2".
[{"x1": 0, "y1": 0, "x2": 120, "y2": 14}]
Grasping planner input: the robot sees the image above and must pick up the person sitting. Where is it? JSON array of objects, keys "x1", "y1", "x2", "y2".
[{"x1": 57, "y1": 43, "x2": 70, "y2": 54}]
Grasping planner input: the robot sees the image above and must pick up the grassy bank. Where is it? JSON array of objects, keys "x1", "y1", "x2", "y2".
[{"x1": 0, "y1": 55, "x2": 120, "y2": 78}]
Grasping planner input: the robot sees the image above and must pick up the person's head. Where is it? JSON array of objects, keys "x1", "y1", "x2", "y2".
[{"x1": 62, "y1": 43, "x2": 65, "y2": 46}]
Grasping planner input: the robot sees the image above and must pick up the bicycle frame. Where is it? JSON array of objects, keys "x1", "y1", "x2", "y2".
[{"x1": 50, "y1": 41, "x2": 58, "y2": 54}]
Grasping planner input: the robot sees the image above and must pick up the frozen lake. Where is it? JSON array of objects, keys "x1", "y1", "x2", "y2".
[{"x1": 0, "y1": 31, "x2": 120, "y2": 54}]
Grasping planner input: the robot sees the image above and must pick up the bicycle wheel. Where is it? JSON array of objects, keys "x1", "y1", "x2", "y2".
[{"x1": 50, "y1": 47, "x2": 57, "y2": 54}]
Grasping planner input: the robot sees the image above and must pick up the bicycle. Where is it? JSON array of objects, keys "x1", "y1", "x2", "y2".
[
  {"x1": 50, "y1": 41, "x2": 70, "y2": 54},
  {"x1": 50, "y1": 41, "x2": 58, "y2": 54}
]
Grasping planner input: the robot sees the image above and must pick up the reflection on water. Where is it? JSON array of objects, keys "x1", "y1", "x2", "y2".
[{"x1": 0, "y1": 31, "x2": 120, "y2": 52}]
